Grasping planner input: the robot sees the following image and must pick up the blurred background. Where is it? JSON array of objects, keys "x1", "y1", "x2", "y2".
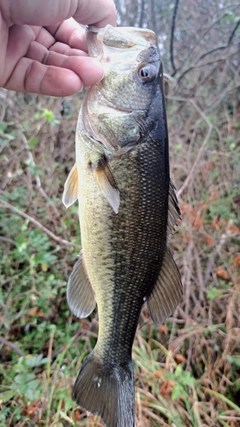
[{"x1": 0, "y1": 0, "x2": 239, "y2": 426}]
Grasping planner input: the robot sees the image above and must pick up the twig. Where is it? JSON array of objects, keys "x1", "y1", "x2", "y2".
[
  {"x1": 142, "y1": 407, "x2": 170, "y2": 426},
  {"x1": 203, "y1": 232, "x2": 240, "y2": 288},
  {"x1": 21, "y1": 132, "x2": 60, "y2": 217},
  {"x1": 228, "y1": 18, "x2": 240, "y2": 45},
  {"x1": 0, "y1": 198, "x2": 80, "y2": 249},
  {"x1": 183, "y1": 239, "x2": 194, "y2": 320},
  {"x1": 170, "y1": 0, "x2": 179, "y2": 75},
  {"x1": 197, "y1": 20, "x2": 240, "y2": 63},
  {"x1": 177, "y1": 9, "x2": 237, "y2": 71},
  {"x1": 177, "y1": 46, "x2": 240, "y2": 84},
  {"x1": 173, "y1": 99, "x2": 213, "y2": 198},
  {"x1": 219, "y1": 416, "x2": 240, "y2": 421},
  {"x1": 150, "y1": 0, "x2": 156, "y2": 35},
  {"x1": 138, "y1": 0, "x2": 145, "y2": 28},
  {"x1": 0, "y1": 236, "x2": 17, "y2": 246},
  {"x1": 0, "y1": 335, "x2": 25, "y2": 357},
  {"x1": 194, "y1": 246, "x2": 205, "y2": 302},
  {"x1": 174, "y1": 5, "x2": 240, "y2": 80},
  {"x1": 207, "y1": 81, "x2": 240, "y2": 111},
  {"x1": 198, "y1": 45, "x2": 227, "y2": 62}
]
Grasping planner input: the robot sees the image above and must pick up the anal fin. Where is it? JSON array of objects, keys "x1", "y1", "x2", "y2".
[
  {"x1": 67, "y1": 251, "x2": 96, "y2": 318},
  {"x1": 147, "y1": 248, "x2": 183, "y2": 324},
  {"x1": 62, "y1": 163, "x2": 78, "y2": 208}
]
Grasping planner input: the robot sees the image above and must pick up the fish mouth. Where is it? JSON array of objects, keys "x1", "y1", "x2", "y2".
[{"x1": 86, "y1": 25, "x2": 157, "y2": 59}]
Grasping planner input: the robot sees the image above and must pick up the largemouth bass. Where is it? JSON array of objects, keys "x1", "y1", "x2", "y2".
[{"x1": 63, "y1": 25, "x2": 182, "y2": 427}]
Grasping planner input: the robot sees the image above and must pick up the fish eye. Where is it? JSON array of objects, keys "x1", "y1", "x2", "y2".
[{"x1": 138, "y1": 64, "x2": 156, "y2": 83}]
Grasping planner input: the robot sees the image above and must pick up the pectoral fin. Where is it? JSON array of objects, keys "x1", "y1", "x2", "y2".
[
  {"x1": 62, "y1": 163, "x2": 78, "y2": 208},
  {"x1": 67, "y1": 251, "x2": 96, "y2": 318},
  {"x1": 147, "y1": 248, "x2": 183, "y2": 324},
  {"x1": 92, "y1": 156, "x2": 120, "y2": 214}
]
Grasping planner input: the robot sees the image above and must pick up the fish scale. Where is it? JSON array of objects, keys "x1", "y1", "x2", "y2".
[{"x1": 62, "y1": 24, "x2": 182, "y2": 427}]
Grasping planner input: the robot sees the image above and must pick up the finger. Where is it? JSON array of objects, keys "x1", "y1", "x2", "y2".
[
  {"x1": 74, "y1": 0, "x2": 117, "y2": 27},
  {"x1": 45, "y1": 18, "x2": 88, "y2": 52},
  {"x1": 30, "y1": 26, "x2": 56, "y2": 49},
  {"x1": 49, "y1": 42, "x2": 87, "y2": 56},
  {"x1": 26, "y1": 40, "x2": 88, "y2": 63},
  {"x1": 2, "y1": 0, "x2": 116, "y2": 27},
  {"x1": 31, "y1": 20, "x2": 88, "y2": 52},
  {"x1": 2, "y1": 23, "x2": 89, "y2": 89},
  {"x1": 3, "y1": 56, "x2": 104, "y2": 96},
  {"x1": 1, "y1": 0, "x2": 78, "y2": 26},
  {"x1": 2, "y1": 24, "x2": 35, "y2": 84}
]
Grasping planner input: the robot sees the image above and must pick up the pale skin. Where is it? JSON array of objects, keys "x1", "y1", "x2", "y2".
[{"x1": 0, "y1": 0, "x2": 116, "y2": 96}]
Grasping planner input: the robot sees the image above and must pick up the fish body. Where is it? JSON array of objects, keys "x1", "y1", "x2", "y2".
[{"x1": 63, "y1": 25, "x2": 182, "y2": 427}]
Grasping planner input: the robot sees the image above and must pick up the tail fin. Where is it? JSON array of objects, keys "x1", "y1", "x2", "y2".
[{"x1": 73, "y1": 351, "x2": 135, "y2": 427}]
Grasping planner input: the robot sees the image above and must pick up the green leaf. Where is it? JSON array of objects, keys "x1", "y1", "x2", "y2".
[
  {"x1": 28, "y1": 137, "x2": 38, "y2": 148},
  {"x1": 0, "y1": 390, "x2": 16, "y2": 403},
  {"x1": 226, "y1": 356, "x2": 240, "y2": 367},
  {"x1": 25, "y1": 355, "x2": 50, "y2": 367},
  {"x1": 0, "y1": 122, "x2": 7, "y2": 131},
  {"x1": 172, "y1": 384, "x2": 183, "y2": 400},
  {"x1": 207, "y1": 286, "x2": 223, "y2": 300},
  {"x1": 14, "y1": 373, "x2": 35, "y2": 384}
]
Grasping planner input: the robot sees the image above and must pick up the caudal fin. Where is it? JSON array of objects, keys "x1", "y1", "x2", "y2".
[{"x1": 73, "y1": 351, "x2": 135, "y2": 427}]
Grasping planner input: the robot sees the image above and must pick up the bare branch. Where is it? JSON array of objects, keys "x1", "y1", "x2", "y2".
[
  {"x1": 0, "y1": 198, "x2": 80, "y2": 249},
  {"x1": 0, "y1": 336, "x2": 25, "y2": 357},
  {"x1": 197, "y1": 19, "x2": 240, "y2": 63},
  {"x1": 177, "y1": 47, "x2": 240, "y2": 84},
  {"x1": 170, "y1": 0, "x2": 180, "y2": 76},
  {"x1": 168, "y1": 98, "x2": 213, "y2": 198},
  {"x1": 138, "y1": 0, "x2": 145, "y2": 28},
  {"x1": 198, "y1": 45, "x2": 227, "y2": 62},
  {"x1": 174, "y1": 5, "x2": 240, "y2": 76},
  {"x1": 228, "y1": 18, "x2": 240, "y2": 44},
  {"x1": 0, "y1": 236, "x2": 16, "y2": 246},
  {"x1": 150, "y1": 0, "x2": 156, "y2": 35}
]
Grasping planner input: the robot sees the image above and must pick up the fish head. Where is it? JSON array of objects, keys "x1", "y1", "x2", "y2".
[{"x1": 79, "y1": 25, "x2": 163, "y2": 155}]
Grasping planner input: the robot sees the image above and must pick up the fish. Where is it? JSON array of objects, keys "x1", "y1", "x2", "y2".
[{"x1": 62, "y1": 25, "x2": 182, "y2": 427}]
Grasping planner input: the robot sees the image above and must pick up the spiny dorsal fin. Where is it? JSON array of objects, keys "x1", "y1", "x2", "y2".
[
  {"x1": 67, "y1": 251, "x2": 96, "y2": 318},
  {"x1": 92, "y1": 156, "x2": 120, "y2": 214},
  {"x1": 167, "y1": 180, "x2": 181, "y2": 237},
  {"x1": 62, "y1": 163, "x2": 78, "y2": 208},
  {"x1": 147, "y1": 248, "x2": 183, "y2": 324}
]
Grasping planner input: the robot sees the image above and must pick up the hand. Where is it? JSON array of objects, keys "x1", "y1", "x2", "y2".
[{"x1": 0, "y1": 0, "x2": 116, "y2": 96}]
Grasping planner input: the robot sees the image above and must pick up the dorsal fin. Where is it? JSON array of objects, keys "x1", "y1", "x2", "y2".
[{"x1": 62, "y1": 163, "x2": 78, "y2": 208}]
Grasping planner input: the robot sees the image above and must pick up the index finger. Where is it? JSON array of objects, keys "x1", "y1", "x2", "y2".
[
  {"x1": 45, "y1": 18, "x2": 88, "y2": 52},
  {"x1": 1, "y1": 0, "x2": 116, "y2": 28},
  {"x1": 73, "y1": 0, "x2": 116, "y2": 27}
]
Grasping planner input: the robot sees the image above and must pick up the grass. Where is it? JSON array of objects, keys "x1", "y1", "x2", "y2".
[{"x1": 0, "y1": 61, "x2": 240, "y2": 427}]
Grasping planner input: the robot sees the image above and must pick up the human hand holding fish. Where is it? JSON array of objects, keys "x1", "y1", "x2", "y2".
[{"x1": 0, "y1": 0, "x2": 116, "y2": 96}]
